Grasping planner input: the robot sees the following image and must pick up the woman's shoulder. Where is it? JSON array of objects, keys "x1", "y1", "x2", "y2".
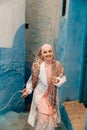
[{"x1": 32, "y1": 59, "x2": 42, "y2": 71}]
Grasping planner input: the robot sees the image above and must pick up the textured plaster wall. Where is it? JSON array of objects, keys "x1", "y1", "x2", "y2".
[
  {"x1": 0, "y1": 1, "x2": 25, "y2": 114},
  {"x1": 0, "y1": 0, "x2": 25, "y2": 48},
  {"x1": 60, "y1": 0, "x2": 87, "y2": 101},
  {"x1": 25, "y1": 0, "x2": 62, "y2": 80},
  {"x1": 25, "y1": 0, "x2": 62, "y2": 60}
]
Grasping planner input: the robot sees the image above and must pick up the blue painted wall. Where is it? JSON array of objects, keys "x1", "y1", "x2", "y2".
[
  {"x1": 0, "y1": 1, "x2": 25, "y2": 114},
  {"x1": 0, "y1": 25, "x2": 25, "y2": 113},
  {"x1": 58, "y1": 0, "x2": 87, "y2": 101}
]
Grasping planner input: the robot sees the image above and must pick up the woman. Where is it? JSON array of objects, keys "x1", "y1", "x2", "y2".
[{"x1": 22, "y1": 44, "x2": 66, "y2": 130}]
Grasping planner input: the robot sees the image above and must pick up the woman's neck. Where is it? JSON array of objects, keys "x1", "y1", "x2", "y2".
[{"x1": 44, "y1": 60, "x2": 52, "y2": 65}]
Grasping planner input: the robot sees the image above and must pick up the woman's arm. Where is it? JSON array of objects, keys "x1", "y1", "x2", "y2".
[
  {"x1": 51, "y1": 75, "x2": 66, "y2": 87},
  {"x1": 22, "y1": 76, "x2": 33, "y2": 98}
]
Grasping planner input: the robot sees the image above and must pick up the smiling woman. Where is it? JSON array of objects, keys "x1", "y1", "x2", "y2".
[
  {"x1": 22, "y1": 44, "x2": 66, "y2": 130},
  {"x1": 41, "y1": 44, "x2": 54, "y2": 62}
]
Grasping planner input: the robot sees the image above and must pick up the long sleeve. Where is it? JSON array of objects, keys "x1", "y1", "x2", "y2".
[
  {"x1": 53, "y1": 75, "x2": 66, "y2": 87},
  {"x1": 26, "y1": 76, "x2": 33, "y2": 94}
]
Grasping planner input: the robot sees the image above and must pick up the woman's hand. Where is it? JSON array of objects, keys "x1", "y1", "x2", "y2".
[
  {"x1": 51, "y1": 76, "x2": 60, "y2": 84},
  {"x1": 21, "y1": 88, "x2": 29, "y2": 98}
]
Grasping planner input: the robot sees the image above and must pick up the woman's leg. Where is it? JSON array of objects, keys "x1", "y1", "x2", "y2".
[
  {"x1": 35, "y1": 112, "x2": 50, "y2": 130},
  {"x1": 35, "y1": 93, "x2": 56, "y2": 130}
]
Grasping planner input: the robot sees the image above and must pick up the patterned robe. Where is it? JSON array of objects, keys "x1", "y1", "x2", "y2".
[{"x1": 26, "y1": 61, "x2": 66, "y2": 130}]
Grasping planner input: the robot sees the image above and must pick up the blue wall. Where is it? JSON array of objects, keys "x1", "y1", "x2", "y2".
[
  {"x1": 0, "y1": 25, "x2": 25, "y2": 113},
  {"x1": 58, "y1": 0, "x2": 87, "y2": 101}
]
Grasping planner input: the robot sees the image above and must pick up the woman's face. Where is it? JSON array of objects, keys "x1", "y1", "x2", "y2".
[{"x1": 42, "y1": 46, "x2": 54, "y2": 61}]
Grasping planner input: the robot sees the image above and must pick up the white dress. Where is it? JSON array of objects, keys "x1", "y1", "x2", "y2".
[{"x1": 26, "y1": 62, "x2": 66, "y2": 130}]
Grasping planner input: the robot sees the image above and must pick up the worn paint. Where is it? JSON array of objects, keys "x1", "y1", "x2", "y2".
[{"x1": 0, "y1": 1, "x2": 25, "y2": 113}]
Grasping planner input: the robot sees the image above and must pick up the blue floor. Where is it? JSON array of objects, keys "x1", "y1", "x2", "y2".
[{"x1": 0, "y1": 104, "x2": 73, "y2": 130}]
